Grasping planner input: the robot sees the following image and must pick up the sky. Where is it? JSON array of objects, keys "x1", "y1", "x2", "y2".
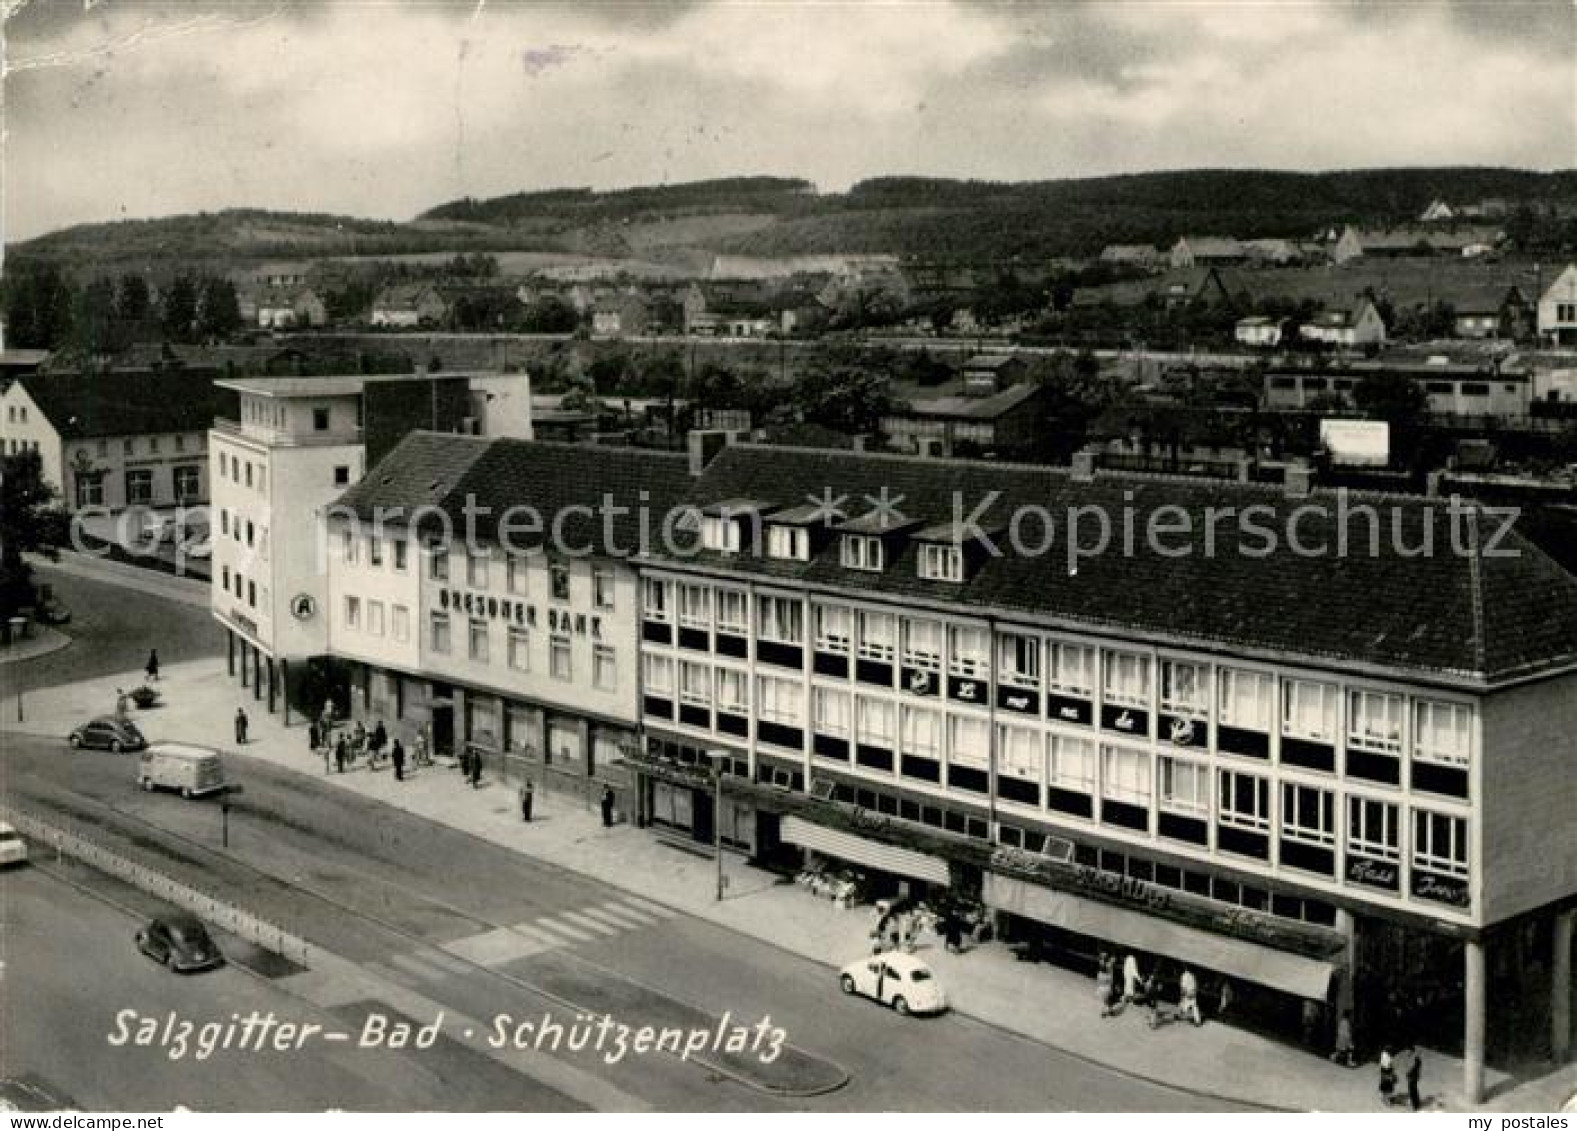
[{"x1": 3, "y1": 0, "x2": 1574, "y2": 241}]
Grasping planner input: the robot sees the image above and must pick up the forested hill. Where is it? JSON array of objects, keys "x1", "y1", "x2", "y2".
[{"x1": 15, "y1": 167, "x2": 1577, "y2": 268}]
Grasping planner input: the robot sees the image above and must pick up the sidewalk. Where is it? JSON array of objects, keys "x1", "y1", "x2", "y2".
[
  {"x1": 6, "y1": 654, "x2": 1574, "y2": 1113},
  {"x1": 0, "y1": 623, "x2": 71, "y2": 667}
]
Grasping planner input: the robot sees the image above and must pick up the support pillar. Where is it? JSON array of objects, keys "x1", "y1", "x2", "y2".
[
  {"x1": 1464, "y1": 938, "x2": 1487, "y2": 1105},
  {"x1": 238, "y1": 639, "x2": 249, "y2": 688},
  {"x1": 281, "y1": 659, "x2": 291, "y2": 727},
  {"x1": 1554, "y1": 909, "x2": 1573, "y2": 1064},
  {"x1": 227, "y1": 631, "x2": 236, "y2": 677},
  {"x1": 252, "y1": 646, "x2": 263, "y2": 702},
  {"x1": 266, "y1": 658, "x2": 277, "y2": 714}
]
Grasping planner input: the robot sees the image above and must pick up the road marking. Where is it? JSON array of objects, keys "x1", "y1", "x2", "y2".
[
  {"x1": 387, "y1": 951, "x2": 455, "y2": 983},
  {"x1": 508, "y1": 921, "x2": 563, "y2": 948},
  {"x1": 364, "y1": 960, "x2": 419, "y2": 988},
  {"x1": 422, "y1": 948, "x2": 475, "y2": 976},
  {"x1": 533, "y1": 915, "x2": 595, "y2": 943},
  {"x1": 578, "y1": 905, "x2": 649, "y2": 930},
  {"x1": 558, "y1": 909, "x2": 621, "y2": 936},
  {"x1": 615, "y1": 895, "x2": 677, "y2": 918},
  {"x1": 442, "y1": 926, "x2": 552, "y2": 966}
]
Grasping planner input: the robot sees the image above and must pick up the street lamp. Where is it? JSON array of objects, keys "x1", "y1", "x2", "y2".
[{"x1": 706, "y1": 749, "x2": 730, "y2": 902}]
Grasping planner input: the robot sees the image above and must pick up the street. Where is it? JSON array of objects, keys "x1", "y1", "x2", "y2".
[{"x1": 1, "y1": 560, "x2": 1248, "y2": 1111}]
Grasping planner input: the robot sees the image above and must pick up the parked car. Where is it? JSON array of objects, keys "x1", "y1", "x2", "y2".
[
  {"x1": 838, "y1": 952, "x2": 947, "y2": 1016},
  {"x1": 33, "y1": 584, "x2": 69, "y2": 626},
  {"x1": 135, "y1": 913, "x2": 224, "y2": 973},
  {"x1": 68, "y1": 715, "x2": 147, "y2": 753},
  {"x1": 0, "y1": 822, "x2": 28, "y2": 867}
]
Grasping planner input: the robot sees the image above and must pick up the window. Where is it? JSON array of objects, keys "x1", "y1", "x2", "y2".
[
  {"x1": 716, "y1": 589, "x2": 748, "y2": 635},
  {"x1": 1158, "y1": 756, "x2": 1209, "y2": 817},
  {"x1": 312, "y1": 407, "x2": 330, "y2": 431},
  {"x1": 75, "y1": 472, "x2": 104, "y2": 508},
  {"x1": 1414, "y1": 700, "x2": 1471, "y2": 767},
  {"x1": 340, "y1": 530, "x2": 358, "y2": 563},
  {"x1": 644, "y1": 654, "x2": 673, "y2": 696},
  {"x1": 367, "y1": 600, "x2": 386, "y2": 637},
  {"x1": 430, "y1": 610, "x2": 452, "y2": 654},
  {"x1": 175, "y1": 435, "x2": 186, "y2": 452},
  {"x1": 1348, "y1": 797, "x2": 1400, "y2": 861},
  {"x1": 858, "y1": 610, "x2": 895, "y2": 662},
  {"x1": 700, "y1": 515, "x2": 740, "y2": 553},
  {"x1": 245, "y1": 520, "x2": 255, "y2": 547},
  {"x1": 1048, "y1": 641, "x2": 1095, "y2": 696},
  {"x1": 1102, "y1": 746, "x2": 1151, "y2": 804},
  {"x1": 507, "y1": 626, "x2": 530, "y2": 671},
  {"x1": 757, "y1": 595, "x2": 803, "y2": 644},
  {"x1": 813, "y1": 687, "x2": 850, "y2": 736},
  {"x1": 244, "y1": 463, "x2": 253, "y2": 489},
  {"x1": 814, "y1": 604, "x2": 853, "y2": 654},
  {"x1": 344, "y1": 596, "x2": 361, "y2": 628},
  {"x1": 679, "y1": 584, "x2": 711, "y2": 629},
  {"x1": 919, "y1": 543, "x2": 963, "y2": 582},
  {"x1": 1558, "y1": 302, "x2": 1577, "y2": 323},
  {"x1": 173, "y1": 465, "x2": 200, "y2": 501},
  {"x1": 857, "y1": 698, "x2": 895, "y2": 748},
  {"x1": 392, "y1": 605, "x2": 410, "y2": 642},
  {"x1": 593, "y1": 568, "x2": 615, "y2": 610},
  {"x1": 901, "y1": 706, "x2": 941, "y2": 756},
  {"x1": 334, "y1": 466, "x2": 350, "y2": 486},
  {"x1": 1412, "y1": 809, "x2": 1468, "y2": 878},
  {"x1": 841, "y1": 535, "x2": 884, "y2": 572},
  {"x1": 678, "y1": 661, "x2": 711, "y2": 706},
  {"x1": 757, "y1": 675, "x2": 803, "y2": 724},
  {"x1": 124, "y1": 439, "x2": 135, "y2": 456},
  {"x1": 125, "y1": 469, "x2": 154, "y2": 506},
  {"x1": 1103, "y1": 650, "x2": 1151, "y2": 708},
  {"x1": 643, "y1": 578, "x2": 670, "y2": 621},
  {"x1": 998, "y1": 724, "x2": 1042, "y2": 781},
  {"x1": 948, "y1": 625, "x2": 990, "y2": 679},
  {"x1": 716, "y1": 668, "x2": 748, "y2": 713},
  {"x1": 221, "y1": 566, "x2": 230, "y2": 589},
  {"x1": 1282, "y1": 678, "x2": 1337, "y2": 743},
  {"x1": 1218, "y1": 770, "x2": 1270, "y2": 831},
  {"x1": 393, "y1": 540, "x2": 408, "y2": 572},
  {"x1": 1349, "y1": 690, "x2": 1404, "y2": 754},
  {"x1": 466, "y1": 550, "x2": 490, "y2": 588},
  {"x1": 999, "y1": 632, "x2": 1041, "y2": 688},
  {"x1": 1281, "y1": 784, "x2": 1335, "y2": 846},
  {"x1": 468, "y1": 618, "x2": 490, "y2": 663},
  {"x1": 428, "y1": 542, "x2": 450, "y2": 581},
  {"x1": 502, "y1": 555, "x2": 527, "y2": 595},
  {"x1": 767, "y1": 525, "x2": 809, "y2": 561},
  {"x1": 1049, "y1": 735, "x2": 1096, "y2": 792},
  {"x1": 368, "y1": 537, "x2": 384, "y2": 567},
  {"x1": 149, "y1": 436, "x2": 161, "y2": 453},
  {"x1": 1160, "y1": 660, "x2": 1209, "y2": 718},
  {"x1": 593, "y1": 645, "x2": 617, "y2": 690},
  {"x1": 902, "y1": 618, "x2": 943, "y2": 671},
  {"x1": 550, "y1": 562, "x2": 571, "y2": 601},
  {"x1": 949, "y1": 714, "x2": 989, "y2": 768},
  {"x1": 1219, "y1": 668, "x2": 1274, "y2": 731},
  {"x1": 550, "y1": 635, "x2": 572, "y2": 680}
]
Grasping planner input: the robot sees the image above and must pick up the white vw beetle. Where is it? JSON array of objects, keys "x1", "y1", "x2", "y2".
[{"x1": 839, "y1": 952, "x2": 947, "y2": 1016}]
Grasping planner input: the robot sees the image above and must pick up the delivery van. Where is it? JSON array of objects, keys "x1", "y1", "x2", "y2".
[{"x1": 137, "y1": 742, "x2": 229, "y2": 799}]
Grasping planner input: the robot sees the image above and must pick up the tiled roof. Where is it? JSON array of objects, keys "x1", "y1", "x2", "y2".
[
  {"x1": 17, "y1": 370, "x2": 236, "y2": 440},
  {"x1": 897, "y1": 382, "x2": 1041, "y2": 421},
  {"x1": 333, "y1": 431, "x2": 491, "y2": 529},
  {"x1": 667, "y1": 445, "x2": 1577, "y2": 686}
]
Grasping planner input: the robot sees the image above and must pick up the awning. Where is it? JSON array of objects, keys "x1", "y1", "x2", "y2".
[
  {"x1": 781, "y1": 816, "x2": 951, "y2": 886},
  {"x1": 985, "y1": 873, "x2": 1336, "y2": 1000}
]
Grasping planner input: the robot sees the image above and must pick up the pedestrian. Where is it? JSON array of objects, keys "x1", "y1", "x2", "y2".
[
  {"x1": 335, "y1": 736, "x2": 348, "y2": 774},
  {"x1": 145, "y1": 649, "x2": 160, "y2": 682},
  {"x1": 458, "y1": 746, "x2": 470, "y2": 780},
  {"x1": 414, "y1": 728, "x2": 430, "y2": 767},
  {"x1": 1096, "y1": 953, "x2": 1115, "y2": 1017},
  {"x1": 943, "y1": 911, "x2": 963, "y2": 954},
  {"x1": 308, "y1": 720, "x2": 321, "y2": 752},
  {"x1": 371, "y1": 720, "x2": 388, "y2": 754},
  {"x1": 234, "y1": 707, "x2": 249, "y2": 745},
  {"x1": 391, "y1": 739, "x2": 405, "y2": 782},
  {"x1": 1378, "y1": 1047, "x2": 1397, "y2": 1106},
  {"x1": 115, "y1": 688, "x2": 130, "y2": 719},
  {"x1": 1179, "y1": 966, "x2": 1203, "y2": 1027},
  {"x1": 1122, "y1": 953, "x2": 1142, "y2": 1006},
  {"x1": 1302, "y1": 998, "x2": 1323, "y2": 1050},
  {"x1": 520, "y1": 779, "x2": 534, "y2": 823},
  {"x1": 1217, "y1": 978, "x2": 1234, "y2": 1019},
  {"x1": 469, "y1": 748, "x2": 483, "y2": 787},
  {"x1": 1330, "y1": 1010, "x2": 1357, "y2": 1067},
  {"x1": 1405, "y1": 1047, "x2": 1423, "y2": 1111},
  {"x1": 600, "y1": 785, "x2": 615, "y2": 828}
]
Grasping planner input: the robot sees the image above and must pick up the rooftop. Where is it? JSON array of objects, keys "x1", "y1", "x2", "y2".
[
  {"x1": 14, "y1": 370, "x2": 236, "y2": 440},
  {"x1": 896, "y1": 382, "x2": 1042, "y2": 421}
]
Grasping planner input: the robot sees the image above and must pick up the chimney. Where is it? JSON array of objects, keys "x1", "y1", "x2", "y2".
[
  {"x1": 1070, "y1": 448, "x2": 1097, "y2": 483},
  {"x1": 1425, "y1": 469, "x2": 1446, "y2": 497},
  {"x1": 688, "y1": 428, "x2": 730, "y2": 476},
  {"x1": 852, "y1": 435, "x2": 867, "y2": 453},
  {"x1": 1284, "y1": 461, "x2": 1314, "y2": 499}
]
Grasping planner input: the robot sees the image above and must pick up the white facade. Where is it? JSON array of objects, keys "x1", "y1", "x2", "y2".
[{"x1": 1537, "y1": 264, "x2": 1577, "y2": 347}]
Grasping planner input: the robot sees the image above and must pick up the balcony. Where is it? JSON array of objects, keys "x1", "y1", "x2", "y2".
[{"x1": 211, "y1": 418, "x2": 363, "y2": 448}]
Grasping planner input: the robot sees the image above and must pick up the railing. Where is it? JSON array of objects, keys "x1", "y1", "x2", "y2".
[{"x1": 211, "y1": 418, "x2": 364, "y2": 448}]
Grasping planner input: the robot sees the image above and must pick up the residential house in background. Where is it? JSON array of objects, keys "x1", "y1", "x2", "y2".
[
  {"x1": 256, "y1": 287, "x2": 328, "y2": 329},
  {"x1": 1169, "y1": 236, "x2": 1248, "y2": 269},
  {"x1": 1448, "y1": 285, "x2": 1531, "y2": 341},
  {"x1": 0, "y1": 369, "x2": 231, "y2": 512},
  {"x1": 881, "y1": 382, "x2": 1045, "y2": 457},
  {"x1": 1299, "y1": 300, "x2": 1387, "y2": 349},
  {"x1": 1263, "y1": 361, "x2": 1532, "y2": 417},
  {"x1": 370, "y1": 283, "x2": 450, "y2": 328},
  {"x1": 1537, "y1": 264, "x2": 1577, "y2": 347},
  {"x1": 960, "y1": 353, "x2": 1027, "y2": 395},
  {"x1": 1235, "y1": 315, "x2": 1287, "y2": 348},
  {"x1": 590, "y1": 293, "x2": 652, "y2": 338},
  {"x1": 1098, "y1": 245, "x2": 1161, "y2": 271},
  {"x1": 1419, "y1": 199, "x2": 1457, "y2": 223},
  {"x1": 1331, "y1": 225, "x2": 1505, "y2": 264}
]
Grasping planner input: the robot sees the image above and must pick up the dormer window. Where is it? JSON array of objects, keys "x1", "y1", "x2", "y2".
[
  {"x1": 767, "y1": 525, "x2": 809, "y2": 561},
  {"x1": 841, "y1": 535, "x2": 884, "y2": 572},
  {"x1": 700, "y1": 515, "x2": 741, "y2": 553},
  {"x1": 919, "y1": 543, "x2": 963, "y2": 582}
]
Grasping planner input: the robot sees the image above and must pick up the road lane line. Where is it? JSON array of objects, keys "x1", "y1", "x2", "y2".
[
  {"x1": 558, "y1": 909, "x2": 621, "y2": 936},
  {"x1": 388, "y1": 951, "x2": 453, "y2": 983},
  {"x1": 594, "y1": 900, "x2": 660, "y2": 926},
  {"x1": 577, "y1": 906, "x2": 647, "y2": 931},
  {"x1": 508, "y1": 922, "x2": 563, "y2": 948},
  {"x1": 616, "y1": 895, "x2": 677, "y2": 918},
  {"x1": 532, "y1": 915, "x2": 595, "y2": 943}
]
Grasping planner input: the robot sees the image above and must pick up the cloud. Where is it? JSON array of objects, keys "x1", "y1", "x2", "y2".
[{"x1": 3, "y1": 0, "x2": 1572, "y2": 242}]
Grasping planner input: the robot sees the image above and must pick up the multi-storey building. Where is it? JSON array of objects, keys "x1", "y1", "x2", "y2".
[{"x1": 630, "y1": 441, "x2": 1577, "y2": 1102}]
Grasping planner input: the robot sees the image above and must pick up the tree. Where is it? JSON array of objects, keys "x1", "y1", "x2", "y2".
[
  {"x1": 196, "y1": 277, "x2": 243, "y2": 340},
  {"x1": 792, "y1": 364, "x2": 891, "y2": 434},
  {"x1": 161, "y1": 273, "x2": 199, "y2": 342},
  {"x1": 559, "y1": 372, "x2": 601, "y2": 414},
  {"x1": 1, "y1": 259, "x2": 74, "y2": 349},
  {"x1": 521, "y1": 296, "x2": 579, "y2": 334},
  {"x1": 69, "y1": 277, "x2": 120, "y2": 356},
  {"x1": 0, "y1": 450, "x2": 70, "y2": 617},
  {"x1": 115, "y1": 273, "x2": 152, "y2": 323},
  {"x1": 1352, "y1": 372, "x2": 1426, "y2": 424}
]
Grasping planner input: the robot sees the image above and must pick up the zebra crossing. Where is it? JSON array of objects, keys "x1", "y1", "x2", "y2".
[{"x1": 376, "y1": 896, "x2": 679, "y2": 975}]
